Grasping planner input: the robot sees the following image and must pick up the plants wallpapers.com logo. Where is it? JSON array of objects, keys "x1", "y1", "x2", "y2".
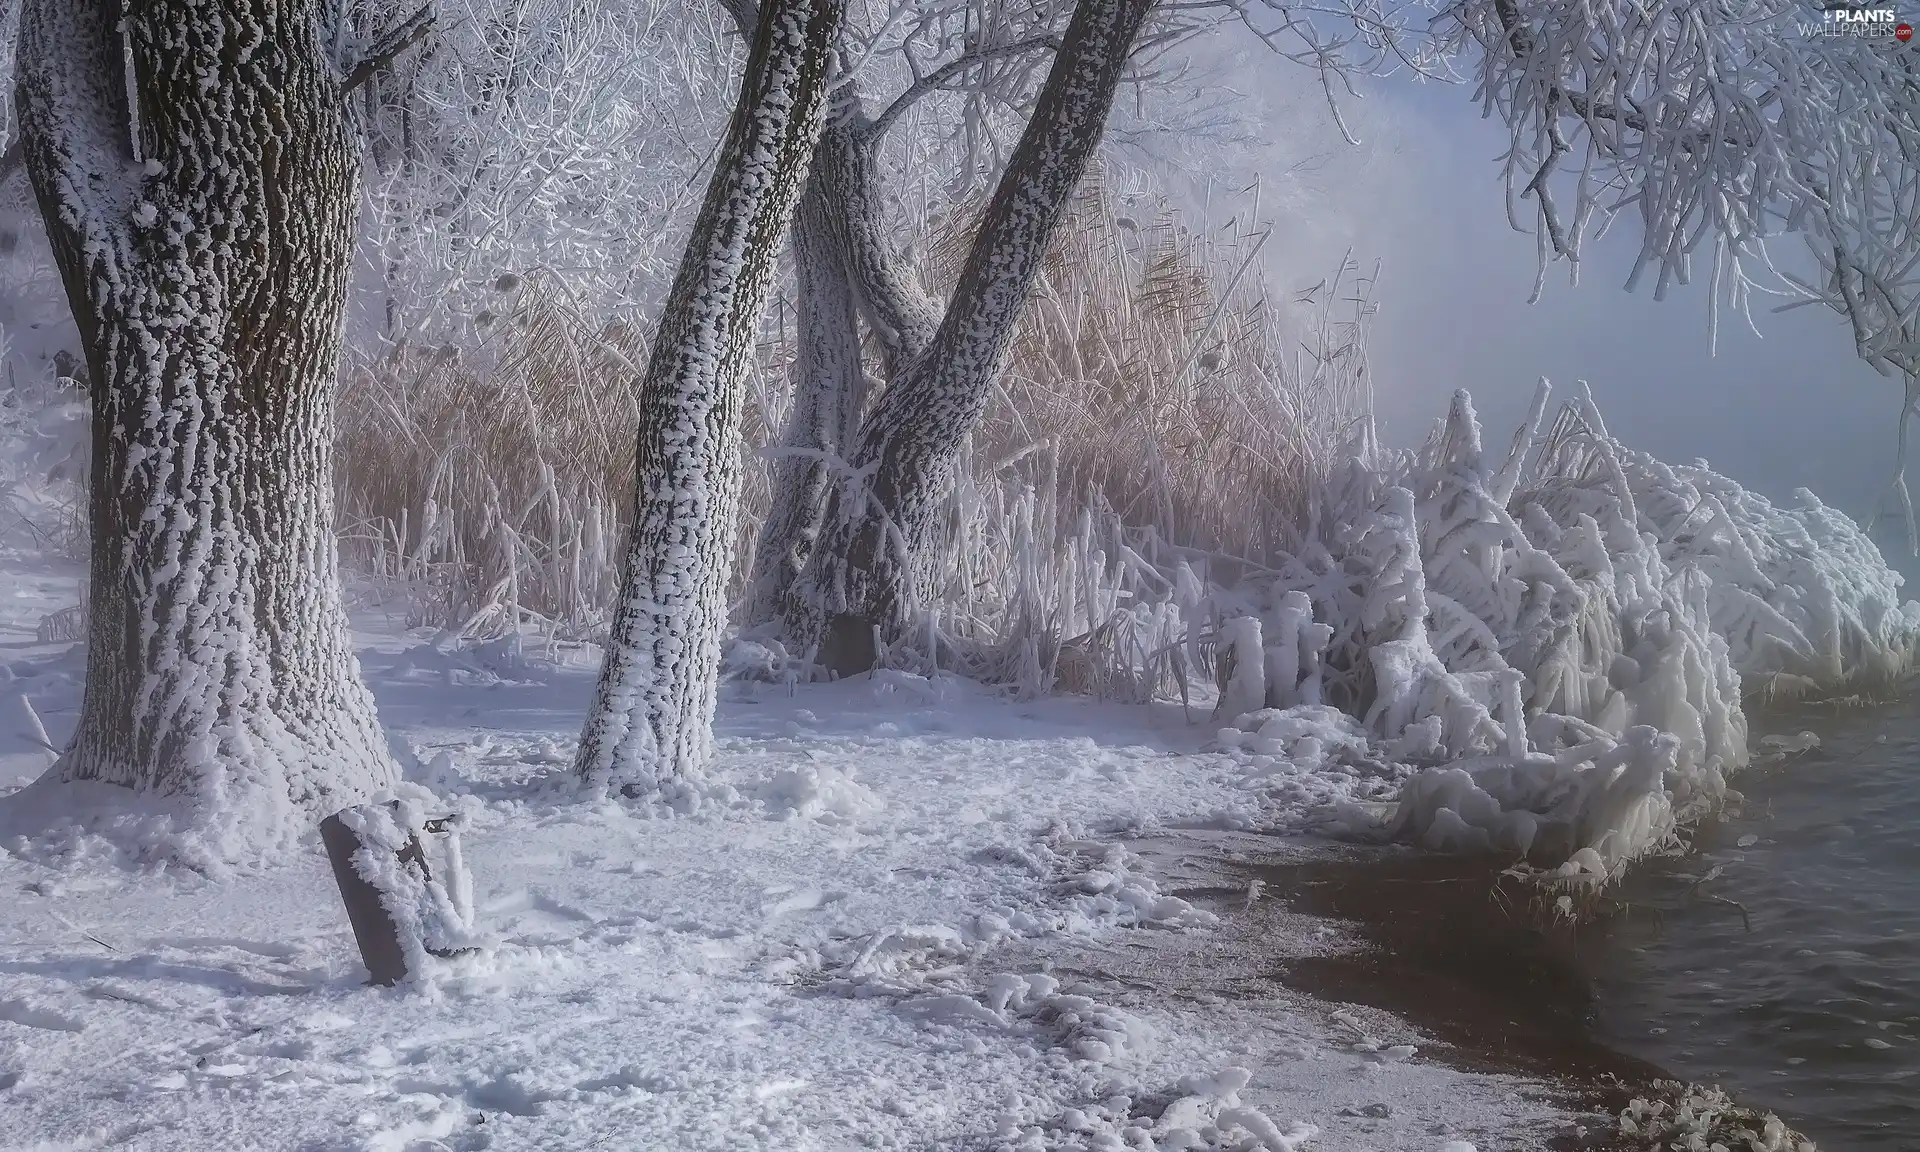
[{"x1": 1804, "y1": 2, "x2": 1914, "y2": 37}]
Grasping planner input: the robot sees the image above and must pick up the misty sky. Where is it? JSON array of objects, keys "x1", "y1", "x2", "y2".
[
  {"x1": 1367, "y1": 84, "x2": 1898, "y2": 541},
  {"x1": 1215, "y1": 55, "x2": 1902, "y2": 563}
]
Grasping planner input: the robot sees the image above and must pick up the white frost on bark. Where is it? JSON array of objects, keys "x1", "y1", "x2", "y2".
[
  {"x1": 575, "y1": 0, "x2": 843, "y2": 799},
  {"x1": 746, "y1": 92, "x2": 946, "y2": 625},
  {"x1": 790, "y1": 0, "x2": 1155, "y2": 672},
  {"x1": 745, "y1": 126, "x2": 868, "y2": 627},
  {"x1": 3, "y1": 0, "x2": 399, "y2": 865}
]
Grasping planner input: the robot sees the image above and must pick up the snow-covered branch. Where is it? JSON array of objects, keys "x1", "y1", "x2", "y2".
[
  {"x1": 342, "y1": 2, "x2": 435, "y2": 93},
  {"x1": 867, "y1": 33, "x2": 1064, "y2": 141},
  {"x1": 1453, "y1": 0, "x2": 1919, "y2": 376}
]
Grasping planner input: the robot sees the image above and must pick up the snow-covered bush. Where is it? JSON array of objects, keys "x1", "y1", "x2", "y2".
[
  {"x1": 1213, "y1": 383, "x2": 1917, "y2": 880},
  {"x1": 927, "y1": 371, "x2": 1911, "y2": 880}
]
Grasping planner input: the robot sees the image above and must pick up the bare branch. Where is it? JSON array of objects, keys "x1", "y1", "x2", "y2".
[
  {"x1": 343, "y1": 4, "x2": 436, "y2": 94},
  {"x1": 867, "y1": 33, "x2": 1062, "y2": 141}
]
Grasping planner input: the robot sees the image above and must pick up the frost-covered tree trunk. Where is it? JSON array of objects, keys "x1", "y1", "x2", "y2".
[
  {"x1": 744, "y1": 144, "x2": 866, "y2": 626},
  {"x1": 790, "y1": 0, "x2": 1154, "y2": 673},
  {"x1": 13, "y1": 0, "x2": 398, "y2": 860},
  {"x1": 745, "y1": 100, "x2": 943, "y2": 625},
  {"x1": 575, "y1": 0, "x2": 843, "y2": 798},
  {"x1": 825, "y1": 112, "x2": 942, "y2": 380}
]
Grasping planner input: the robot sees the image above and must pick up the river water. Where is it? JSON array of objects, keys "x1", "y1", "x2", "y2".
[{"x1": 1580, "y1": 696, "x2": 1920, "y2": 1149}]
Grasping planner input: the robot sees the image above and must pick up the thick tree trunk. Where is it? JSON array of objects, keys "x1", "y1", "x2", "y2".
[
  {"x1": 575, "y1": 0, "x2": 843, "y2": 799},
  {"x1": 791, "y1": 0, "x2": 1155, "y2": 673},
  {"x1": 10, "y1": 0, "x2": 397, "y2": 861}
]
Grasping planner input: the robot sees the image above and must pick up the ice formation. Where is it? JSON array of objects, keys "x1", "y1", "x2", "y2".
[{"x1": 1206, "y1": 382, "x2": 1918, "y2": 880}]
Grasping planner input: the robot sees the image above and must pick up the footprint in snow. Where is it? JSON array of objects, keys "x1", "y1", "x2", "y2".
[
  {"x1": 761, "y1": 888, "x2": 846, "y2": 917},
  {"x1": 0, "y1": 997, "x2": 85, "y2": 1032}
]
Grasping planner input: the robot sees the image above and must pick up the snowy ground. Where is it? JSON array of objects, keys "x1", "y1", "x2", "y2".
[{"x1": 0, "y1": 557, "x2": 1595, "y2": 1151}]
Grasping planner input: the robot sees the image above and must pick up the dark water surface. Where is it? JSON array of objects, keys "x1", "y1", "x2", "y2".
[{"x1": 1577, "y1": 697, "x2": 1920, "y2": 1150}]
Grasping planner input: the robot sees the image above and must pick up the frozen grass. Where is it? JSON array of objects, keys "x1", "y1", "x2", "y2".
[
  {"x1": 866, "y1": 182, "x2": 1373, "y2": 695},
  {"x1": 940, "y1": 176, "x2": 1373, "y2": 570},
  {"x1": 335, "y1": 278, "x2": 647, "y2": 642},
  {"x1": 330, "y1": 181, "x2": 1369, "y2": 700}
]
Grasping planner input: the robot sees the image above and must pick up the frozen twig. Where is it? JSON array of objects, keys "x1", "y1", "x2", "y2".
[{"x1": 343, "y1": 4, "x2": 436, "y2": 94}]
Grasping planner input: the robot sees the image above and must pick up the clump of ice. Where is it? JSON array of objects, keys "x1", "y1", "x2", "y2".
[
  {"x1": 1213, "y1": 616, "x2": 1268, "y2": 721},
  {"x1": 1208, "y1": 383, "x2": 1918, "y2": 881},
  {"x1": 1616, "y1": 1080, "x2": 1817, "y2": 1151},
  {"x1": 1373, "y1": 725, "x2": 1681, "y2": 880},
  {"x1": 1216, "y1": 704, "x2": 1369, "y2": 760}
]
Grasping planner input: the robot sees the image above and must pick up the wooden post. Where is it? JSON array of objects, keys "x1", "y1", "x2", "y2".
[{"x1": 319, "y1": 802, "x2": 457, "y2": 986}]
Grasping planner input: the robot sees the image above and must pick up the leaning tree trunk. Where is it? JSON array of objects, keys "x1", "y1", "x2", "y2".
[
  {"x1": 743, "y1": 139, "x2": 867, "y2": 627},
  {"x1": 826, "y1": 112, "x2": 942, "y2": 381},
  {"x1": 744, "y1": 100, "x2": 945, "y2": 626},
  {"x1": 574, "y1": 0, "x2": 843, "y2": 799},
  {"x1": 11, "y1": 0, "x2": 397, "y2": 861},
  {"x1": 790, "y1": 0, "x2": 1156, "y2": 673}
]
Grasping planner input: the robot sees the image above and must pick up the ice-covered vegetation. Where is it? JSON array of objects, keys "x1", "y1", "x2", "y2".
[
  {"x1": 0, "y1": 0, "x2": 1914, "y2": 1145},
  {"x1": 1616, "y1": 1080, "x2": 1817, "y2": 1152},
  {"x1": 0, "y1": 0, "x2": 1913, "y2": 874},
  {"x1": 10, "y1": 160, "x2": 1916, "y2": 887},
  {"x1": 1150, "y1": 380, "x2": 1917, "y2": 884}
]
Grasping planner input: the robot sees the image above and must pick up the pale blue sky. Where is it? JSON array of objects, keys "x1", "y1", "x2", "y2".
[{"x1": 1349, "y1": 77, "x2": 1898, "y2": 552}]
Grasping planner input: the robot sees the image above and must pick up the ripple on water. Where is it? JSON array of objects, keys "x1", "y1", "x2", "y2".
[{"x1": 1580, "y1": 694, "x2": 1920, "y2": 1150}]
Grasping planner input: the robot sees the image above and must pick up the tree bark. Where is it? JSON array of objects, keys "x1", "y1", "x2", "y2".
[
  {"x1": 575, "y1": 0, "x2": 843, "y2": 798},
  {"x1": 744, "y1": 98, "x2": 946, "y2": 627},
  {"x1": 790, "y1": 0, "x2": 1155, "y2": 673},
  {"x1": 11, "y1": 0, "x2": 398, "y2": 861},
  {"x1": 744, "y1": 152, "x2": 867, "y2": 627},
  {"x1": 827, "y1": 114, "x2": 942, "y2": 381}
]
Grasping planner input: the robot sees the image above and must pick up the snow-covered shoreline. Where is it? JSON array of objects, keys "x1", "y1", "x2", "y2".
[
  {"x1": 2, "y1": 379, "x2": 1871, "y2": 1149},
  {"x1": 1, "y1": 598, "x2": 1601, "y2": 1151}
]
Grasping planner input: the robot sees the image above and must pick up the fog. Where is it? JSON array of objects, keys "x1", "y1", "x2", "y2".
[{"x1": 1361, "y1": 84, "x2": 1898, "y2": 545}]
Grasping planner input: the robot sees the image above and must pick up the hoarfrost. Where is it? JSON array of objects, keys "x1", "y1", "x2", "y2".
[
  {"x1": 336, "y1": 798, "x2": 490, "y2": 983},
  {"x1": 1210, "y1": 382, "x2": 1917, "y2": 880}
]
